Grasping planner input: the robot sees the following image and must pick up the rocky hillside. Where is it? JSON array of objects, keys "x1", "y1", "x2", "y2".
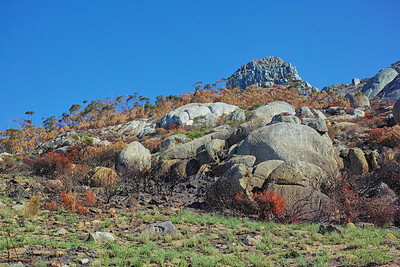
[
  {"x1": 226, "y1": 57, "x2": 313, "y2": 92},
  {"x1": 2, "y1": 57, "x2": 400, "y2": 266},
  {"x1": 323, "y1": 61, "x2": 400, "y2": 102}
]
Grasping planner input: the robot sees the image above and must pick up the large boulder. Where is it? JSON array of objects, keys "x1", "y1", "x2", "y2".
[
  {"x1": 205, "y1": 164, "x2": 257, "y2": 212},
  {"x1": 346, "y1": 148, "x2": 369, "y2": 175},
  {"x1": 362, "y1": 67, "x2": 399, "y2": 98},
  {"x1": 90, "y1": 167, "x2": 119, "y2": 187},
  {"x1": 229, "y1": 109, "x2": 246, "y2": 123},
  {"x1": 236, "y1": 123, "x2": 339, "y2": 177},
  {"x1": 250, "y1": 101, "x2": 295, "y2": 123},
  {"x1": 345, "y1": 93, "x2": 370, "y2": 108},
  {"x1": 262, "y1": 183, "x2": 329, "y2": 221},
  {"x1": 263, "y1": 161, "x2": 329, "y2": 192},
  {"x1": 160, "y1": 102, "x2": 238, "y2": 129},
  {"x1": 393, "y1": 99, "x2": 400, "y2": 125},
  {"x1": 117, "y1": 141, "x2": 151, "y2": 174},
  {"x1": 212, "y1": 155, "x2": 256, "y2": 176}
]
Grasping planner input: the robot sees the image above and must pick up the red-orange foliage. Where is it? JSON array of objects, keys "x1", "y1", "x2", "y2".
[
  {"x1": 61, "y1": 192, "x2": 87, "y2": 214},
  {"x1": 28, "y1": 151, "x2": 73, "y2": 178},
  {"x1": 368, "y1": 126, "x2": 400, "y2": 148},
  {"x1": 44, "y1": 201, "x2": 58, "y2": 211},
  {"x1": 84, "y1": 190, "x2": 96, "y2": 207},
  {"x1": 144, "y1": 139, "x2": 162, "y2": 153},
  {"x1": 253, "y1": 190, "x2": 286, "y2": 221}
]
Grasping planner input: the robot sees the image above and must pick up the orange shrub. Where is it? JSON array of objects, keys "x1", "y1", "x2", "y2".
[
  {"x1": 28, "y1": 151, "x2": 73, "y2": 178},
  {"x1": 44, "y1": 201, "x2": 58, "y2": 211},
  {"x1": 368, "y1": 126, "x2": 400, "y2": 148},
  {"x1": 61, "y1": 192, "x2": 88, "y2": 214},
  {"x1": 84, "y1": 190, "x2": 96, "y2": 207},
  {"x1": 253, "y1": 190, "x2": 286, "y2": 221}
]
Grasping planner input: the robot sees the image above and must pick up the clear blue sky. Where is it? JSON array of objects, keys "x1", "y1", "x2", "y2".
[{"x1": 1, "y1": 0, "x2": 399, "y2": 130}]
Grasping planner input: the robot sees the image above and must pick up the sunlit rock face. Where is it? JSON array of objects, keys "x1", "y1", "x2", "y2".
[{"x1": 226, "y1": 57, "x2": 310, "y2": 90}]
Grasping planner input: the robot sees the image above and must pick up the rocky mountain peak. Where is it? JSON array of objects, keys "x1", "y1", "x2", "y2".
[{"x1": 226, "y1": 56, "x2": 309, "y2": 90}]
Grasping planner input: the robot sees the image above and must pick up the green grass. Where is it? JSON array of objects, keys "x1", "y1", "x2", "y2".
[{"x1": 2, "y1": 205, "x2": 400, "y2": 266}]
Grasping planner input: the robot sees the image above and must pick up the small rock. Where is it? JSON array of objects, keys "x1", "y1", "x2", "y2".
[
  {"x1": 242, "y1": 235, "x2": 262, "y2": 246},
  {"x1": 318, "y1": 224, "x2": 343, "y2": 235},
  {"x1": 89, "y1": 232, "x2": 116, "y2": 243},
  {"x1": 355, "y1": 222, "x2": 374, "y2": 228},
  {"x1": 143, "y1": 221, "x2": 178, "y2": 236},
  {"x1": 8, "y1": 262, "x2": 24, "y2": 267},
  {"x1": 385, "y1": 233, "x2": 397, "y2": 240},
  {"x1": 347, "y1": 222, "x2": 356, "y2": 229},
  {"x1": 12, "y1": 204, "x2": 25, "y2": 211},
  {"x1": 55, "y1": 228, "x2": 68, "y2": 235},
  {"x1": 81, "y1": 258, "x2": 90, "y2": 264}
]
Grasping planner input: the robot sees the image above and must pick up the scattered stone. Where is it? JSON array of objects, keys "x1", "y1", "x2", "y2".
[
  {"x1": 352, "y1": 108, "x2": 365, "y2": 117},
  {"x1": 296, "y1": 107, "x2": 314, "y2": 118},
  {"x1": 242, "y1": 235, "x2": 262, "y2": 246},
  {"x1": 302, "y1": 117, "x2": 328, "y2": 134},
  {"x1": 385, "y1": 233, "x2": 397, "y2": 240},
  {"x1": 355, "y1": 222, "x2": 375, "y2": 228},
  {"x1": 347, "y1": 222, "x2": 356, "y2": 228},
  {"x1": 8, "y1": 262, "x2": 24, "y2": 267},
  {"x1": 159, "y1": 134, "x2": 188, "y2": 149},
  {"x1": 230, "y1": 108, "x2": 246, "y2": 123},
  {"x1": 12, "y1": 204, "x2": 25, "y2": 211},
  {"x1": 270, "y1": 114, "x2": 301, "y2": 124},
  {"x1": 89, "y1": 232, "x2": 116, "y2": 243},
  {"x1": 81, "y1": 258, "x2": 90, "y2": 264},
  {"x1": 352, "y1": 78, "x2": 360, "y2": 86},
  {"x1": 55, "y1": 228, "x2": 68, "y2": 235},
  {"x1": 318, "y1": 224, "x2": 343, "y2": 235},
  {"x1": 143, "y1": 221, "x2": 178, "y2": 236}
]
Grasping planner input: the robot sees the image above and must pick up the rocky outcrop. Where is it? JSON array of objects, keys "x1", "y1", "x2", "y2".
[
  {"x1": 376, "y1": 74, "x2": 400, "y2": 101},
  {"x1": 116, "y1": 141, "x2": 151, "y2": 174},
  {"x1": 160, "y1": 102, "x2": 238, "y2": 129},
  {"x1": 362, "y1": 66, "x2": 399, "y2": 98},
  {"x1": 226, "y1": 57, "x2": 311, "y2": 90},
  {"x1": 236, "y1": 123, "x2": 339, "y2": 177}
]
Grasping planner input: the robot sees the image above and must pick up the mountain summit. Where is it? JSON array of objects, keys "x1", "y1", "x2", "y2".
[{"x1": 226, "y1": 57, "x2": 311, "y2": 90}]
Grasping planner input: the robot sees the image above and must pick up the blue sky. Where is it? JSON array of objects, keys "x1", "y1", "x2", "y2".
[{"x1": 1, "y1": 0, "x2": 399, "y2": 130}]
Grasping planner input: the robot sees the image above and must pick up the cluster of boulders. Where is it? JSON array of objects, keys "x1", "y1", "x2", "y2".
[
  {"x1": 146, "y1": 101, "x2": 342, "y2": 220},
  {"x1": 36, "y1": 97, "x2": 399, "y2": 221}
]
